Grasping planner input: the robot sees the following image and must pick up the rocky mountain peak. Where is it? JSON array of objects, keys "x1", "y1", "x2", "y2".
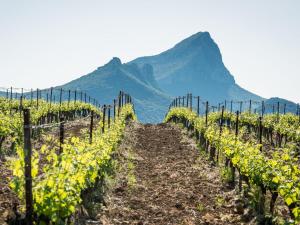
[{"x1": 105, "y1": 57, "x2": 122, "y2": 67}]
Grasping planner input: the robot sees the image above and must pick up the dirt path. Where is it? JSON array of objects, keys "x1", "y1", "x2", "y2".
[{"x1": 96, "y1": 123, "x2": 248, "y2": 225}]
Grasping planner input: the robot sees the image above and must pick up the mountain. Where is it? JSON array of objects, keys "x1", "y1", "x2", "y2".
[
  {"x1": 129, "y1": 32, "x2": 263, "y2": 104},
  {"x1": 257, "y1": 97, "x2": 298, "y2": 114},
  {"x1": 59, "y1": 57, "x2": 171, "y2": 123},
  {"x1": 3, "y1": 31, "x2": 297, "y2": 123}
]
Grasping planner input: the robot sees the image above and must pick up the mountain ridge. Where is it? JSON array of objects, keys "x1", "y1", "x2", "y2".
[
  {"x1": 129, "y1": 31, "x2": 261, "y2": 104},
  {"x1": 2, "y1": 31, "x2": 295, "y2": 122},
  {"x1": 57, "y1": 57, "x2": 171, "y2": 123}
]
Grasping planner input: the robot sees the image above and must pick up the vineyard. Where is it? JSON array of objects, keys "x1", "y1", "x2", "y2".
[
  {"x1": 1, "y1": 90, "x2": 300, "y2": 225},
  {"x1": 165, "y1": 94, "x2": 300, "y2": 224},
  {"x1": 0, "y1": 90, "x2": 135, "y2": 224}
]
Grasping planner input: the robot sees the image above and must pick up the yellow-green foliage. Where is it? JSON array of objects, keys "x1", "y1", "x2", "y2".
[
  {"x1": 0, "y1": 97, "x2": 102, "y2": 150},
  {"x1": 9, "y1": 104, "x2": 135, "y2": 223},
  {"x1": 165, "y1": 107, "x2": 300, "y2": 224}
]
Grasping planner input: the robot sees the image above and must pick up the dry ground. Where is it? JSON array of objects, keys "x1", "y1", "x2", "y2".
[{"x1": 93, "y1": 122, "x2": 249, "y2": 225}]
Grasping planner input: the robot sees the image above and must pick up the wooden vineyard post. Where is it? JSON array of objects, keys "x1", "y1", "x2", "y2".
[
  {"x1": 19, "y1": 95, "x2": 23, "y2": 111},
  {"x1": 230, "y1": 100, "x2": 233, "y2": 113},
  {"x1": 74, "y1": 90, "x2": 77, "y2": 103},
  {"x1": 284, "y1": 103, "x2": 286, "y2": 115},
  {"x1": 224, "y1": 100, "x2": 227, "y2": 111},
  {"x1": 231, "y1": 111, "x2": 239, "y2": 187},
  {"x1": 84, "y1": 93, "x2": 87, "y2": 103},
  {"x1": 197, "y1": 96, "x2": 200, "y2": 115},
  {"x1": 262, "y1": 101, "x2": 265, "y2": 117},
  {"x1": 108, "y1": 105, "x2": 111, "y2": 129},
  {"x1": 118, "y1": 92, "x2": 121, "y2": 116},
  {"x1": 10, "y1": 87, "x2": 13, "y2": 101},
  {"x1": 249, "y1": 100, "x2": 252, "y2": 113},
  {"x1": 102, "y1": 105, "x2": 106, "y2": 133},
  {"x1": 121, "y1": 92, "x2": 124, "y2": 107},
  {"x1": 59, "y1": 88, "x2": 63, "y2": 107},
  {"x1": 182, "y1": 96, "x2": 185, "y2": 107},
  {"x1": 89, "y1": 111, "x2": 94, "y2": 144},
  {"x1": 30, "y1": 89, "x2": 33, "y2": 104},
  {"x1": 59, "y1": 116, "x2": 65, "y2": 154},
  {"x1": 219, "y1": 106, "x2": 224, "y2": 135},
  {"x1": 68, "y1": 90, "x2": 71, "y2": 106},
  {"x1": 235, "y1": 111, "x2": 241, "y2": 191},
  {"x1": 36, "y1": 88, "x2": 39, "y2": 108},
  {"x1": 178, "y1": 97, "x2": 181, "y2": 107},
  {"x1": 217, "y1": 106, "x2": 225, "y2": 162},
  {"x1": 50, "y1": 87, "x2": 53, "y2": 108},
  {"x1": 235, "y1": 111, "x2": 239, "y2": 137},
  {"x1": 113, "y1": 99, "x2": 116, "y2": 122},
  {"x1": 259, "y1": 116, "x2": 263, "y2": 151},
  {"x1": 277, "y1": 101, "x2": 280, "y2": 121},
  {"x1": 23, "y1": 109, "x2": 33, "y2": 225},
  {"x1": 8, "y1": 88, "x2": 12, "y2": 114}
]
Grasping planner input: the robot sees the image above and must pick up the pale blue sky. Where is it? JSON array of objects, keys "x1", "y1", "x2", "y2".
[{"x1": 0, "y1": 0, "x2": 299, "y2": 102}]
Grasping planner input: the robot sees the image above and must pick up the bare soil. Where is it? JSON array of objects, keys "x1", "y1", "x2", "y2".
[
  {"x1": 0, "y1": 157, "x2": 20, "y2": 225},
  {"x1": 94, "y1": 122, "x2": 248, "y2": 225}
]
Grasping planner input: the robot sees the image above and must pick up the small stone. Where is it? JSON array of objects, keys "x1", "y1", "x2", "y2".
[{"x1": 175, "y1": 202, "x2": 184, "y2": 210}]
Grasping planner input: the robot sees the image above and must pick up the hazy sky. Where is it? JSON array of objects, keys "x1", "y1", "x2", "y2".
[{"x1": 0, "y1": 0, "x2": 299, "y2": 102}]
